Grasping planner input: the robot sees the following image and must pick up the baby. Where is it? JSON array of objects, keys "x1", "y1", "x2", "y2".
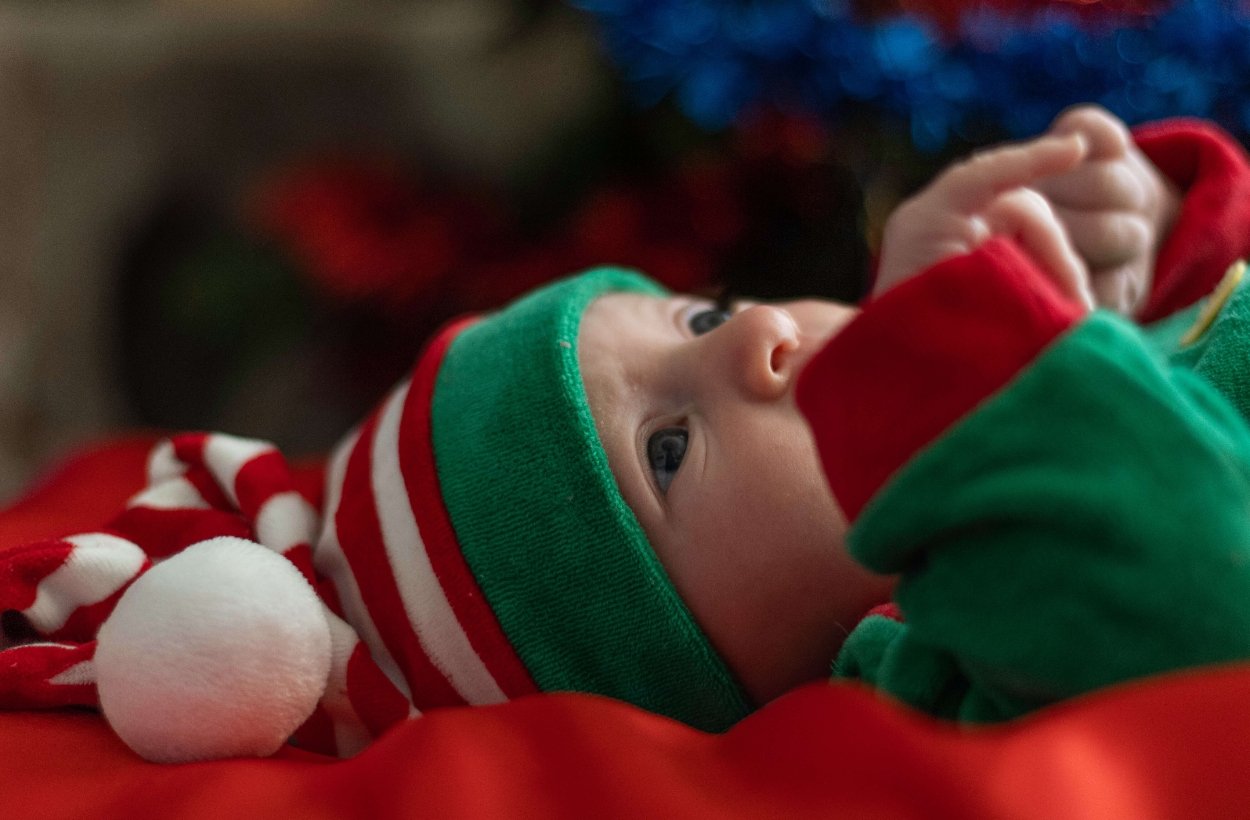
[
  {"x1": 4, "y1": 105, "x2": 1250, "y2": 761},
  {"x1": 574, "y1": 104, "x2": 1196, "y2": 712}
]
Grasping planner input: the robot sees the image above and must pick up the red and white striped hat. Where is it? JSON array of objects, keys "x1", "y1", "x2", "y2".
[{"x1": 314, "y1": 267, "x2": 751, "y2": 745}]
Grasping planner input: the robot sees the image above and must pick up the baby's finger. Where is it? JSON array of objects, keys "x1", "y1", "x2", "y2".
[
  {"x1": 1048, "y1": 104, "x2": 1132, "y2": 161},
  {"x1": 1033, "y1": 159, "x2": 1147, "y2": 212},
  {"x1": 939, "y1": 134, "x2": 1089, "y2": 214},
  {"x1": 1049, "y1": 205, "x2": 1152, "y2": 270},
  {"x1": 984, "y1": 188, "x2": 1094, "y2": 309}
]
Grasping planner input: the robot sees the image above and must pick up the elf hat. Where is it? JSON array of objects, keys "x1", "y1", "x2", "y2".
[{"x1": 319, "y1": 267, "x2": 752, "y2": 733}]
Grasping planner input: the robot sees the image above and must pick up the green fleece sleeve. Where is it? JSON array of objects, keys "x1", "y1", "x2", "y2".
[{"x1": 836, "y1": 310, "x2": 1250, "y2": 721}]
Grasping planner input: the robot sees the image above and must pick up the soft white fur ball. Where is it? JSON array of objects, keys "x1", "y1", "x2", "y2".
[{"x1": 96, "y1": 536, "x2": 331, "y2": 763}]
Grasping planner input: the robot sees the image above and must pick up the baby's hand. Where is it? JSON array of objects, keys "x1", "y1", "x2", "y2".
[
  {"x1": 1031, "y1": 105, "x2": 1181, "y2": 315},
  {"x1": 875, "y1": 132, "x2": 1096, "y2": 308}
]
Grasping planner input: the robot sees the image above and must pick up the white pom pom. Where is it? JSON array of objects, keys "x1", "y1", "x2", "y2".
[{"x1": 96, "y1": 536, "x2": 331, "y2": 762}]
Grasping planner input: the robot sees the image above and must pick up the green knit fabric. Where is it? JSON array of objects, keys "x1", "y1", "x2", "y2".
[
  {"x1": 835, "y1": 310, "x2": 1250, "y2": 720},
  {"x1": 431, "y1": 267, "x2": 752, "y2": 732},
  {"x1": 1141, "y1": 300, "x2": 1202, "y2": 356},
  {"x1": 1166, "y1": 277, "x2": 1250, "y2": 418}
]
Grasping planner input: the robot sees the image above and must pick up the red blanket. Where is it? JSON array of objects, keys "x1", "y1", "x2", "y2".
[{"x1": 2, "y1": 439, "x2": 1248, "y2": 819}]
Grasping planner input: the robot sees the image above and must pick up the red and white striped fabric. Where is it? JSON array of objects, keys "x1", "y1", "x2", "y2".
[
  {"x1": 310, "y1": 320, "x2": 539, "y2": 750},
  {"x1": 0, "y1": 432, "x2": 415, "y2": 757}
]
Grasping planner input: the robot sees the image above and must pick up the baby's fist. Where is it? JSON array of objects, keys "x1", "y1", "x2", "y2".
[
  {"x1": 1032, "y1": 105, "x2": 1180, "y2": 315},
  {"x1": 874, "y1": 132, "x2": 1093, "y2": 308}
]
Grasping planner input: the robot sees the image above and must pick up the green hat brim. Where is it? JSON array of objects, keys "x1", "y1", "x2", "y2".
[{"x1": 431, "y1": 267, "x2": 751, "y2": 731}]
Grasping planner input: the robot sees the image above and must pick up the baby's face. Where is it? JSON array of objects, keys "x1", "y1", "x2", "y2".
[{"x1": 578, "y1": 291, "x2": 898, "y2": 705}]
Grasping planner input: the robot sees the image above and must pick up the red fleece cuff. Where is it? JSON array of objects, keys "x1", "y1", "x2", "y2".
[
  {"x1": 796, "y1": 238, "x2": 1083, "y2": 522},
  {"x1": 1134, "y1": 119, "x2": 1250, "y2": 322}
]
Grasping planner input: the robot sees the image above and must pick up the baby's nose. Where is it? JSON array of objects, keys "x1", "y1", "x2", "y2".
[{"x1": 715, "y1": 304, "x2": 800, "y2": 400}]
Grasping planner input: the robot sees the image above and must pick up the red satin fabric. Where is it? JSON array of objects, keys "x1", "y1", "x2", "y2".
[{"x1": 0, "y1": 668, "x2": 1246, "y2": 818}]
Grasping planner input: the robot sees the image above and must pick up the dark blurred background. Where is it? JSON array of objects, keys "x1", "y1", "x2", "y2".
[{"x1": 0, "y1": 0, "x2": 1244, "y2": 500}]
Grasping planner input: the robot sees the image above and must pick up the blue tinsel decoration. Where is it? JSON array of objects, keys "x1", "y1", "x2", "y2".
[{"x1": 570, "y1": 0, "x2": 1250, "y2": 151}]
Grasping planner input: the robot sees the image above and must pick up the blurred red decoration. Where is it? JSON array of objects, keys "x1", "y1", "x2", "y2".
[
  {"x1": 856, "y1": 0, "x2": 1166, "y2": 28},
  {"x1": 249, "y1": 156, "x2": 506, "y2": 316},
  {"x1": 248, "y1": 149, "x2": 753, "y2": 320}
]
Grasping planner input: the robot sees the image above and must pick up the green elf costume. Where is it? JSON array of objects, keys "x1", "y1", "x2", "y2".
[{"x1": 800, "y1": 118, "x2": 1250, "y2": 721}]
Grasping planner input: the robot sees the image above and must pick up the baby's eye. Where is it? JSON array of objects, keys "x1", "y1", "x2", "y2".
[
  {"x1": 685, "y1": 305, "x2": 732, "y2": 336},
  {"x1": 647, "y1": 427, "x2": 688, "y2": 494}
]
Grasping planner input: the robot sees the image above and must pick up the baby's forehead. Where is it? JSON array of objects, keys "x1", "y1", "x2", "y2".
[
  {"x1": 584, "y1": 290, "x2": 671, "y2": 316},
  {"x1": 579, "y1": 291, "x2": 674, "y2": 347},
  {"x1": 579, "y1": 291, "x2": 655, "y2": 359},
  {"x1": 576, "y1": 291, "x2": 675, "y2": 422}
]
